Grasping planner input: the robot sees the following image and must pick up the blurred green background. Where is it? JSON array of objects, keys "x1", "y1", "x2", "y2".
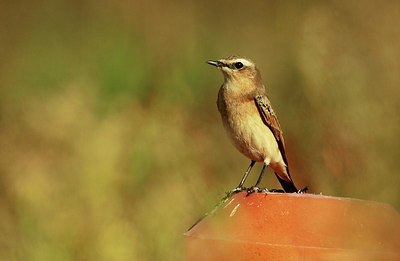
[{"x1": 1, "y1": 0, "x2": 399, "y2": 260}]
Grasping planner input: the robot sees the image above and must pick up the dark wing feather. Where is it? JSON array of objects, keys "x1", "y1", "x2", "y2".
[
  {"x1": 254, "y1": 95, "x2": 288, "y2": 164},
  {"x1": 254, "y1": 95, "x2": 298, "y2": 192}
]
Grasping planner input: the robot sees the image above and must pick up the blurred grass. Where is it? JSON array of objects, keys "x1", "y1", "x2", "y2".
[{"x1": 0, "y1": 0, "x2": 399, "y2": 260}]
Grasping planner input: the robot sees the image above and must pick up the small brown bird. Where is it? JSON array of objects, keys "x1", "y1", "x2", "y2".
[{"x1": 207, "y1": 55, "x2": 300, "y2": 193}]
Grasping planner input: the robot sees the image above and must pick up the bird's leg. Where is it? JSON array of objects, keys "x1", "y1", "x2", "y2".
[
  {"x1": 247, "y1": 163, "x2": 268, "y2": 194},
  {"x1": 254, "y1": 164, "x2": 267, "y2": 188},
  {"x1": 232, "y1": 160, "x2": 256, "y2": 193}
]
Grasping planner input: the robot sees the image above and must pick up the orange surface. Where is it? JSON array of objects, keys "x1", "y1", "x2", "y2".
[{"x1": 185, "y1": 192, "x2": 400, "y2": 260}]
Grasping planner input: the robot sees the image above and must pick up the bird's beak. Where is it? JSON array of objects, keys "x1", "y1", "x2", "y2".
[{"x1": 207, "y1": 60, "x2": 224, "y2": 68}]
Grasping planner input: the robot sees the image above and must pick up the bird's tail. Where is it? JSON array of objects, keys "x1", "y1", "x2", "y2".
[{"x1": 274, "y1": 172, "x2": 298, "y2": 193}]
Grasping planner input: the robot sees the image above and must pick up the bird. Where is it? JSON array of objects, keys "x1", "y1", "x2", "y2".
[{"x1": 207, "y1": 55, "x2": 301, "y2": 193}]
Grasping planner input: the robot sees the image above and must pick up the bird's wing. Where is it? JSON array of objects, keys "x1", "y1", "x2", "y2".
[
  {"x1": 254, "y1": 94, "x2": 299, "y2": 192},
  {"x1": 254, "y1": 94, "x2": 288, "y2": 165}
]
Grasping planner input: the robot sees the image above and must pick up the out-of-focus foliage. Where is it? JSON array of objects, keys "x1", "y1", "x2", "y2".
[{"x1": 0, "y1": 0, "x2": 399, "y2": 260}]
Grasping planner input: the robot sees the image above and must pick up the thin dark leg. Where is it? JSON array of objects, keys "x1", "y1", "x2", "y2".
[
  {"x1": 246, "y1": 164, "x2": 268, "y2": 195},
  {"x1": 234, "y1": 160, "x2": 256, "y2": 191},
  {"x1": 254, "y1": 163, "x2": 267, "y2": 188}
]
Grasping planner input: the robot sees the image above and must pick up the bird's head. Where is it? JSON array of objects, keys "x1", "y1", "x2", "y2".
[{"x1": 207, "y1": 56, "x2": 262, "y2": 87}]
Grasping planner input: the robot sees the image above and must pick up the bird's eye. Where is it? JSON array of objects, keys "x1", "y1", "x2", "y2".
[{"x1": 234, "y1": 62, "x2": 244, "y2": 69}]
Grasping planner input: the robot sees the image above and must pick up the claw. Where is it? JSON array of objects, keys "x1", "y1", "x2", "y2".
[
  {"x1": 232, "y1": 186, "x2": 246, "y2": 193},
  {"x1": 246, "y1": 186, "x2": 265, "y2": 195},
  {"x1": 269, "y1": 188, "x2": 284, "y2": 193},
  {"x1": 297, "y1": 186, "x2": 308, "y2": 194}
]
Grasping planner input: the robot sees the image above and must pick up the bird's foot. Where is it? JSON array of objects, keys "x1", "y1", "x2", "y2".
[
  {"x1": 269, "y1": 188, "x2": 285, "y2": 193},
  {"x1": 297, "y1": 186, "x2": 308, "y2": 194},
  {"x1": 246, "y1": 186, "x2": 268, "y2": 195},
  {"x1": 231, "y1": 186, "x2": 247, "y2": 194}
]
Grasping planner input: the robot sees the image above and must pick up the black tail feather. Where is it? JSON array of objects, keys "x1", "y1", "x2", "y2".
[{"x1": 274, "y1": 173, "x2": 298, "y2": 193}]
